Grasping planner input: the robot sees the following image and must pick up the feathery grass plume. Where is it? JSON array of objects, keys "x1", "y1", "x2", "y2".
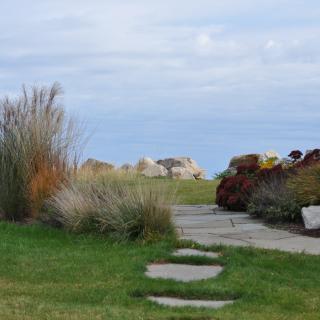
[
  {"x1": 287, "y1": 164, "x2": 320, "y2": 207},
  {"x1": 0, "y1": 83, "x2": 82, "y2": 221},
  {"x1": 48, "y1": 169, "x2": 176, "y2": 240}
]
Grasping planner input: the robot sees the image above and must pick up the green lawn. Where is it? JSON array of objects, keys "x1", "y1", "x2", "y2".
[
  {"x1": 1, "y1": 222, "x2": 320, "y2": 320},
  {"x1": 160, "y1": 179, "x2": 220, "y2": 205}
]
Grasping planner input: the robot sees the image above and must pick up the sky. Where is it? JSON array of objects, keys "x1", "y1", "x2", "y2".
[{"x1": 1, "y1": 0, "x2": 320, "y2": 177}]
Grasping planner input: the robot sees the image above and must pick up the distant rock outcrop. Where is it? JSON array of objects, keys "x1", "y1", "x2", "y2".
[
  {"x1": 133, "y1": 156, "x2": 205, "y2": 180},
  {"x1": 82, "y1": 158, "x2": 114, "y2": 171},
  {"x1": 157, "y1": 157, "x2": 205, "y2": 180}
]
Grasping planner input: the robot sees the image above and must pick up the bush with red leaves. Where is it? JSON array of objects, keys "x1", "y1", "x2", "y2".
[
  {"x1": 216, "y1": 173, "x2": 255, "y2": 211},
  {"x1": 257, "y1": 164, "x2": 286, "y2": 181},
  {"x1": 216, "y1": 148, "x2": 320, "y2": 212}
]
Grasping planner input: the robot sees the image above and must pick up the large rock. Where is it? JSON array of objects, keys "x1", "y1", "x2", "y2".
[
  {"x1": 135, "y1": 157, "x2": 156, "y2": 172},
  {"x1": 120, "y1": 163, "x2": 134, "y2": 172},
  {"x1": 302, "y1": 206, "x2": 320, "y2": 230},
  {"x1": 169, "y1": 167, "x2": 195, "y2": 180},
  {"x1": 82, "y1": 158, "x2": 114, "y2": 171},
  {"x1": 260, "y1": 150, "x2": 281, "y2": 162},
  {"x1": 228, "y1": 154, "x2": 260, "y2": 168},
  {"x1": 141, "y1": 163, "x2": 168, "y2": 178},
  {"x1": 228, "y1": 150, "x2": 281, "y2": 168},
  {"x1": 157, "y1": 157, "x2": 205, "y2": 179}
]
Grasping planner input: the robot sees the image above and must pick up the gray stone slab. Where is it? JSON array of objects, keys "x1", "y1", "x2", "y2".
[
  {"x1": 173, "y1": 211, "x2": 214, "y2": 216},
  {"x1": 231, "y1": 217, "x2": 264, "y2": 224},
  {"x1": 175, "y1": 214, "x2": 248, "y2": 222},
  {"x1": 252, "y1": 237, "x2": 320, "y2": 255},
  {"x1": 146, "y1": 263, "x2": 223, "y2": 282},
  {"x1": 175, "y1": 205, "x2": 320, "y2": 255},
  {"x1": 182, "y1": 224, "x2": 268, "y2": 236},
  {"x1": 226, "y1": 229, "x2": 298, "y2": 241},
  {"x1": 148, "y1": 296, "x2": 233, "y2": 309},
  {"x1": 173, "y1": 248, "x2": 219, "y2": 258},
  {"x1": 173, "y1": 205, "x2": 218, "y2": 210},
  {"x1": 176, "y1": 219, "x2": 233, "y2": 229}
]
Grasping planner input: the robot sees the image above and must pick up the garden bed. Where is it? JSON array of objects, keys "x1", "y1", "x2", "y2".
[{"x1": 267, "y1": 221, "x2": 320, "y2": 238}]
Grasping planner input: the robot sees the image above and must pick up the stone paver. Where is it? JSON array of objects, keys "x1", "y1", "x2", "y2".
[
  {"x1": 146, "y1": 263, "x2": 223, "y2": 282},
  {"x1": 148, "y1": 296, "x2": 233, "y2": 309},
  {"x1": 173, "y1": 248, "x2": 219, "y2": 258},
  {"x1": 175, "y1": 205, "x2": 320, "y2": 255}
]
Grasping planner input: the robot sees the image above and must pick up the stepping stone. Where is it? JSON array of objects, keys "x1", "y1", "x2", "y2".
[
  {"x1": 173, "y1": 248, "x2": 219, "y2": 258},
  {"x1": 146, "y1": 263, "x2": 223, "y2": 282},
  {"x1": 148, "y1": 296, "x2": 234, "y2": 309}
]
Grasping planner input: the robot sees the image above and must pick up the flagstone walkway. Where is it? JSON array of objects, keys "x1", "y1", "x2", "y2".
[{"x1": 174, "y1": 205, "x2": 320, "y2": 255}]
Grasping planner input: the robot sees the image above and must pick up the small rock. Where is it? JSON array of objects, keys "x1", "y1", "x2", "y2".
[{"x1": 302, "y1": 206, "x2": 320, "y2": 230}]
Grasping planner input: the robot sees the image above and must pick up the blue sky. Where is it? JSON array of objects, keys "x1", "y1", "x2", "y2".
[{"x1": 1, "y1": 0, "x2": 320, "y2": 177}]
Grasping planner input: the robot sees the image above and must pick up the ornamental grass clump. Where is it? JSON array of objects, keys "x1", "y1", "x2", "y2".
[
  {"x1": 248, "y1": 174, "x2": 300, "y2": 221},
  {"x1": 287, "y1": 164, "x2": 320, "y2": 207},
  {"x1": 0, "y1": 83, "x2": 81, "y2": 221},
  {"x1": 48, "y1": 169, "x2": 176, "y2": 241}
]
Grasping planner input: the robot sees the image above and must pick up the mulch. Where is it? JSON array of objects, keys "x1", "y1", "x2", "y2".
[{"x1": 267, "y1": 222, "x2": 320, "y2": 238}]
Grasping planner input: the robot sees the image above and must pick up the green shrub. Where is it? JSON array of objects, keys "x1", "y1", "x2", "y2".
[
  {"x1": 0, "y1": 83, "x2": 81, "y2": 221},
  {"x1": 287, "y1": 164, "x2": 320, "y2": 206},
  {"x1": 213, "y1": 168, "x2": 236, "y2": 180},
  {"x1": 48, "y1": 169, "x2": 176, "y2": 240},
  {"x1": 248, "y1": 175, "x2": 300, "y2": 221}
]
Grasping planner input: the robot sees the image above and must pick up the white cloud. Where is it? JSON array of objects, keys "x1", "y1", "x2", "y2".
[
  {"x1": 265, "y1": 40, "x2": 276, "y2": 49},
  {"x1": 1, "y1": 0, "x2": 320, "y2": 172}
]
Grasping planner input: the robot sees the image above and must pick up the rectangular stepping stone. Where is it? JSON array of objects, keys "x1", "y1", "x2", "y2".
[
  {"x1": 148, "y1": 296, "x2": 233, "y2": 309},
  {"x1": 173, "y1": 248, "x2": 219, "y2": 258},
  {"x1": 146, "y1": 263, "x2": 223, "y2": 282}
]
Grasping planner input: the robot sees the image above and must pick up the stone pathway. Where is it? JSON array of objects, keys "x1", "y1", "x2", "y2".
[
  {"x1": 174, "y1": 205, "x2": 320, "y2": 255},
  {"x1": 145, "y1": 248, "x2": 233, "y2": 309}
]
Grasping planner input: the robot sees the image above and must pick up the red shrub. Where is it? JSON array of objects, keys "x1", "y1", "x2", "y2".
[
  {"x1": 216, "y1": 174, "x2": 255, "y2": 211},
  {"x1": 257, "y1": 164, "x2": 285, "y2": 181},
  {"x1": 237, "y1": 163, "x2": 260, "y2": 176},
  {"x1": 216, "y1": 148, "x2": 320, "y2": 212}
]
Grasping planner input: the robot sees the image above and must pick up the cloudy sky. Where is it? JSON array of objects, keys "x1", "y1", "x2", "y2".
[{"x1": 1, "y1": 1, "x2": 320, "y2": 176}]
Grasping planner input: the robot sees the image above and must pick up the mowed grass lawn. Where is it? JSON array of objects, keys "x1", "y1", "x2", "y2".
[
  {"x1": 158, "y1": 178, "x2": 220, "y2": 205},
  {"x1": 1, "y1": 222, "x2": 320, "y2": 320}
]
